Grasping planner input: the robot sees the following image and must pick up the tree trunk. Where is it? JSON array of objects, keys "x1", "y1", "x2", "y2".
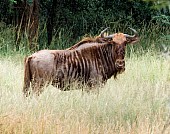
[
  {"x1": 14, "y1": 0, "x2": 39, "y2": 51},
  {"x1": 27, "y1": 0, "x2": 39, "y2": 50},
  {"x1": 46, "y1": 0, "x2": 57, "y2": 46}
]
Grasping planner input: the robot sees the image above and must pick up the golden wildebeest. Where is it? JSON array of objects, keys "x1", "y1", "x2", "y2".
[{"x1": 23, "y1": 28, "x2": 139, "y2": 96}]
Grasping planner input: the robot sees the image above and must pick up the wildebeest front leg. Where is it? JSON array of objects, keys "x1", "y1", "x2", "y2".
[
  {"x1": 86, "y1": 76, "x2": 104, "y2": 95},
  {"x1": 51, "y1": 70, "x2": 65, "y2": 90}
]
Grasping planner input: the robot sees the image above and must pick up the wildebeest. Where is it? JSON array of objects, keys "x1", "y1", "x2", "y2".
[{"x1": 23, "y1": 28, "x2": 139, "y2": 96}]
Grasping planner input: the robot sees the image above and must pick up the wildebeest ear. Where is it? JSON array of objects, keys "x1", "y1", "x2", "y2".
[
  {"x1": 126, "y1": 36, "x2": 140, "y2": 44},
  {"x1": 124, "y1": 27, "x2": 139, "y2": 44}
]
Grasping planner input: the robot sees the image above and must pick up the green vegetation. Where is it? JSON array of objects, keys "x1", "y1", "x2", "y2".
[
  {"x1": 0, "y1": 0, "x2": 170, "y2": 51},
  {"x1": 0, "y1": 21, "x2": 170, "y2": 56}
]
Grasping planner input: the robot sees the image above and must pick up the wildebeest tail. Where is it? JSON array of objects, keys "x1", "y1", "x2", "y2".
[{"x1": 23, "y1": 56, "x2": 32, "y2": 96}]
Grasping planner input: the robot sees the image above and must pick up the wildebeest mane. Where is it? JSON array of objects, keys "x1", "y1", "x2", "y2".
[{"x1": 67, "y1": 36, "x2": 107, "y2": 50}]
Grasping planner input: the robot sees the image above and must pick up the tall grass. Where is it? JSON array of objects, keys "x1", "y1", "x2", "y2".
[{"x1": 0, "y1": 51, "x2": 170, "y2": 133}]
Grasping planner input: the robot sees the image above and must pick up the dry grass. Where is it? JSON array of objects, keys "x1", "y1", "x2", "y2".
[{"x1": 0, "y1": 52, "x2": 170, "y2": 134}]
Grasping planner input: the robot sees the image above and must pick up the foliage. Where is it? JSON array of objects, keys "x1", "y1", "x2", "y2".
[
  {"x1": 0, "y1": 0, "x2": 170, "y2": 51},
  {"x1": 152, "y1": 14, "x2": 170, "y2": 25},
  {"x1": 142, "y1": 0, "x2": 170, "y2": 9},
  {"x1": 39, "y1": 0, "x2": 157, "y2": 36},
  {"x1": 9, "y1": 0, "x2": 17, "y2": 3}
]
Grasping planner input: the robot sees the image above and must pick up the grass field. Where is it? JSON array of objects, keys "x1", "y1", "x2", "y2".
[{"x1": 0, "y1": 52, "x2": 170, "y2": 134}]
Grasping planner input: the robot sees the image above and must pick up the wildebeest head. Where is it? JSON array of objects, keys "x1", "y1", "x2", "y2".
[{"x1": 102, "y1": 28, "x2": 139, "y2": 73}]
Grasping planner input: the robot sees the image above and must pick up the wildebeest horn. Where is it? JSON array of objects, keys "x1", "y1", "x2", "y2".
[
  {"x1": 124, "y1": 27, "x2": 138, "y2": 38},
  {"x1": 104, "y1": 34, "x2": 115, "y2": 39},
  {"x1": 99, "y1": 27, "x2": 109, "y2": 37},
  {"x1": 103, "y1": 27, "x2": 138, "y2": 40}
]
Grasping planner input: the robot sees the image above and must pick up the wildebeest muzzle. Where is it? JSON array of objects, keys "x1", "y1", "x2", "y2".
[{"x1": 115, "y1": 59, "x2": 125, "y2": 72}]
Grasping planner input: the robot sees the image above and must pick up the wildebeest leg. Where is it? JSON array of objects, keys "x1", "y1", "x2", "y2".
[
  {"x1": 86, "y1": 78, "x2": 101, "y2": 95},
  {"x1": 52, "y1": 70, "x2": 65, "y2": 90},
  {"x1": 51, "y1": 78, "x2": 64, "y2": 90},
  {"x1": 23, "y1": 84, "x2": 31, "y2": 97},
  {"x1": 31, "y1": 78, "x2": 46, "y2": 96}
]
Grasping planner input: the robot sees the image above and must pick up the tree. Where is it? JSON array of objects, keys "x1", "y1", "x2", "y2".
[
  {"x1": 142, "y1": 0, "x2": 170, "y2": 9},
  {"x1": 14, "y1": 0, "x2": 39, "y2": 51}
]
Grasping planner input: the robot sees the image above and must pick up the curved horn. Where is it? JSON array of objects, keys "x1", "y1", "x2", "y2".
[
  {"x1": 104, "y1": 34, "x2": 115, "y2": 39},
  {"x1": 124, "y1": 27, "x2": 138, "y2": 38},
  {"x1": 99, "y1": 27, "x2": 109, "y2": 37}
]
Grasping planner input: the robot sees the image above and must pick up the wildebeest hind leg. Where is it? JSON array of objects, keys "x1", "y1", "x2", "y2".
[
  {"x1": 31, "y1": 79, "x2": 45, "y2": 96},
  {"x1": 23, "y1": 85, "x2": 31, "y2": 97}
]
